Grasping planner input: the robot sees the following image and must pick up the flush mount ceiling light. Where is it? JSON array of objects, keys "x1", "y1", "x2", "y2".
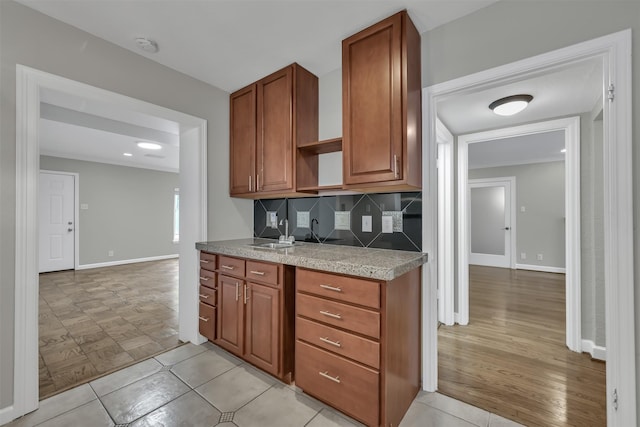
[
  {"x1": 489, "y1": 94, "x2": 533, "y2": 116},
  {"x1": 136, "y1": 141, "x2": 162, "y2": 150},
  {"x1": 135, "y1": 37, "x2": 159, "y2": 53},
  {"x1": 123, "y1": 152, "x2": 133, "y2": 157},
  {"x1": 561, "y1": 148, "x2": 567, "y2": 153}
]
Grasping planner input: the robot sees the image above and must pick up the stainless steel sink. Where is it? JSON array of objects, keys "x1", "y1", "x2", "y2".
[{"x1": 248, "y1": 242, "x2": 297, "y2": 250}]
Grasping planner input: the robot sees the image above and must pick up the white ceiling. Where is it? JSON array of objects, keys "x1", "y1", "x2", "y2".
[
  {"x1": 468, "y1": 131, "x2": 566, "y2": 170},
  {"x1": 17, "y1": 0, "x2": 500, "y2": 92},
  {"x1": 40, "y1": 88, "x2": 180, "y2": 172},
  {"x1": 28, "y1": 1, "x2": 601, "y2": 172}
]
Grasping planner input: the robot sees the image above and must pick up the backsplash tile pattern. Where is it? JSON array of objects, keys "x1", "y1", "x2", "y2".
[{"x1": 254, "y1": 192, "x2": 422, "y2": 252}]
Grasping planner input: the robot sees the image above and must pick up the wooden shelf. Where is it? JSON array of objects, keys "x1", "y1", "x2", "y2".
[
  {"x1": 296, "y1": 184, "x2": 343, "y2": 192},
  {"x1": 297, "y1": 137, "x2": 342, "y2": 154}
]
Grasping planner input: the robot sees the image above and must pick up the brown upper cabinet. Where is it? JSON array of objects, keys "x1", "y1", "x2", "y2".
[
  {"x1": 342, "y1": 10, "x2": 422, "y2": 191},
  {"x1": 229, "y1": 64, "x2": 318, "y2": 198}
]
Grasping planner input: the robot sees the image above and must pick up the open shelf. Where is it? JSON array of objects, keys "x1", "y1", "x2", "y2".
[
  {"x1": 296, "y1": 184, "x2": 343, "y2": 192},
  {"x1": 297, "y1": 137, "x2": 342, "y2": 154}
]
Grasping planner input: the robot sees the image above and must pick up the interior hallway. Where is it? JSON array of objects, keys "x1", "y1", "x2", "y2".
[
  {"x1": 38, "y1": 259, "x2": 181, "y2": 398},
  {"x1": 438, "y1": 265, "x2": 606, "y2": 426}
]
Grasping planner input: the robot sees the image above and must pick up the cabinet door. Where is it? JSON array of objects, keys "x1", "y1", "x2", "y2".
[
  {"x1": 256, "y1": 67, "x2": 293, "y2": 192},
  {"x1": 244, "y1": 282, "x2": 279, "y2": 376},
  {"x1": 216, "y1": 275, "x2": 244, "y2": 356},
  {"x1": 343, "y1": 13, "x2": 403, "y2": 185},
  {"x1": 230, "y1": 84, "x2": 256, "y2": 195}
]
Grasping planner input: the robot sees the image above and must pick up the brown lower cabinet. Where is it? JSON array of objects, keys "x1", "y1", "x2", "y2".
[
  {"x1": 208, "y1": 253, "x2": 295, "y2": 384},
  {"x1": 198, "y1": 252, "x2": 217, "y2": 341},
  {"x1": 295, "y1": 267, "x2": 421, "y2": 427}
]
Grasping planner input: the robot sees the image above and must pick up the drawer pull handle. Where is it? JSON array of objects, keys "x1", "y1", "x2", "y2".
[
  {"x1": 320, "y1": 284, "x2": 342, "y2": 292},
  {"x1": 319, "y1": 337, "x2": 342, "y2": 347},
  {"x1": 244, "y1": 284, "x2": 250, "y2": 304},
  {"x1": 199, "y1": 276, "x2": 210, "y2": 281},
  {"x1": 200, "y1": 260, "x2": 210, "y2": 264},
  {"x1": 199, "y1": 316, "x2": 209, "y2": 322},
  {"x1": 250, "y1": 270, "x2": 265, "y2": 276},
  {"x1": 199, "y1": 294, "x2": 209, "y2": 299},
  {"x1": 221, "y1": 265, "x2": 235, "y2": 270},
  {"x1": 319, "y1": 310, "x2": 342, "y2": 320},
  {"x1": 319, "y1": 371, "x2": 341, "y2": 384},
  {"x1": 235, "y1": 283, "x2": 240, "y2": 301}
]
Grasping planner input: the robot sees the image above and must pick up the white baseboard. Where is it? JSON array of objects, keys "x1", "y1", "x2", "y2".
[
  {"x1": 77, "y1": 254, "x2": 179, "y2": 270},
  {"x1": 582, "y1": 339, "x2": 606, "y2": 361},
  {"x1": 516, "y1": 263, "x2": 566, "y2": 274},
  {"x1": 0, "y1": 405, "x2": 16, "y2": 425}
]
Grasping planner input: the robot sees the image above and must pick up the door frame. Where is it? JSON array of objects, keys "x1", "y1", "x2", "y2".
[
  {"x1": 436, "y1": 119, "x2": 454, "y2": 326},
  {"x1": 422, "y1": 29, "x2": 635, "y2": 426},
  {"x1": 458, "y1": 117, "x2": 580, "y2": 336},
  {"x1": 39, "y1": 170, "x2": 80, "y2": 271},
  {"x1": 467, "y1": 176, "x2": 517, "y2": 270},
  {"x1": 13, "y1": 65, "x2": 208, "y2": 421}
]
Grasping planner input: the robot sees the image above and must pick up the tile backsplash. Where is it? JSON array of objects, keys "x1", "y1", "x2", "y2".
[{"x1": 254, "y1": 192, "x2": 422, "y2": 252}]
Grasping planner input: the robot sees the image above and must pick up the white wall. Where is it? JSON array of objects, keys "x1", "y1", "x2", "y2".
[
  {"x1": 470, "y1": 162, "x2": 566, "y2": 269},
  {"x1": 0, "y1": 0, "x2": 252, "y2": 410},
  {"x1": 40, "y1": 156, "x2": 180, "y2": 265}
]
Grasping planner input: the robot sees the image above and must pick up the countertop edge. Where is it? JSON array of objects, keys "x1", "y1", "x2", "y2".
[{"x1": 195, "y1": 240, "x2": 427, "y2": 281}]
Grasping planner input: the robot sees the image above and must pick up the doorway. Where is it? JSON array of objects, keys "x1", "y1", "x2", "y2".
[
  {"x1": 468, "y1": 177, "x2": 516, "y2": 269},
  {"x1": 422, "y1": 29, "x2": 635, "y2": 426},
  {"x1": 14, "y1": 65, "x2": 208, "y2": 419},
  {"x1": 38, "y1": 171, "x2": 79, "y2": 273}
]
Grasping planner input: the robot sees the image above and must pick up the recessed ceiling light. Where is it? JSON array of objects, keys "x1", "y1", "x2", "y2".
[
  {"x1": 137, "y1": 141, "x2": 162, "y2": 150},
  {"x1": 123, "y1": 152, "x2": 133, "y2": 157},
  {"x1": 135, "y1": 37, "x2": 159, "y2": 53},
  {"x1": 561, "y1": 148, "x2": 567, "y2": 153},
  {"x1": 489, "y1": 94, "x2": 533, "y2": 116}
]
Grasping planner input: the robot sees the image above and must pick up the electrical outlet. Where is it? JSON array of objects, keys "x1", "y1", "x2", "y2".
[
  {"x1": 362, "y1": 215, "x2": 372, "y2": 232},
  {"x1": 521, "y1": 206, "x2": 526, "y2": 212},
  {"x1": 334, "y1": 211, "x2": 351, "y2": 231},
  {"x1": 266, "y1": 211, "x2": 278, "y2": 229},
  {"x1": 537, "y1": 254, "x2": 543, "y2": 261},
  {"x1": 297, "y1": 211, "x2": 310, "y2": 229},
  {"x1": 521, "y1": 252, "x2": 526, "y2": 260},
  {"x1": 382, "y1": 216, "x2": 393, "y2": 233},
  {"x1": 108, "y1": 250, "x2": 114, "y2": 257}
]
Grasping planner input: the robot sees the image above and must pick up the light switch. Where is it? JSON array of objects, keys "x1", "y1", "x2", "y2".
[
  {"x1": 334, "y1": 211, "x2": 351, "y2": 231},
  {"x1": 362, "y1": 215, "x2": 372, "y2": 232},
  {"x1": 267, "y1": 211, "x2": 278, "y2": 228},
  {"x1": 297, "y1": 211, "x2": 310, "y2": 228},
  {"x1": 382, "y1": 216, "x2": 393, "y2": 233},
  {"x1": 382, "y1": 211, "x2": 403, "y2": 232}
]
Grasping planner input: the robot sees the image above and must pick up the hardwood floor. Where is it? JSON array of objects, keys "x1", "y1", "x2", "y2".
[
  {"x1": 438, "y1": 265, "x2": 606, "y2": 427},
  {"x1": 38, "y1": 259, "x2": 182, "y2": 399}
]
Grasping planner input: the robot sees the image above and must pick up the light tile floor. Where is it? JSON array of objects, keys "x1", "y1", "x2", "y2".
[{"x1": 8, "y1": 342, "x2": 525, "y2": 427}]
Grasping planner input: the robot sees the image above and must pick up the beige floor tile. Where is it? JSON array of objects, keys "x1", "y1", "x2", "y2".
[
  {"x1": 170, "y1": 350, "x2": 241, "y2": 388},
  {"x1": 37, "y1": 400, "x2": 113, "y2": 427},
  {"x1": 416, "y1": 392, "x2": 491, "y2": 427},
  {"x1": 234, "y1": 384, "x2": 322, "y2": 427},
  {"x1": 100, "y1": 371, "x2": 189, "y2": 424},
  {"x1": 130, "y1": 391, "x2": 221, "y2": 427},
  {"x1": 306, "y1": 408, "x2": 365, "y2": 427},
  {"x1": 90, "y1": 357, "x2": 163, "y2": 396},
  {"x1": 153, "y1": 343, "x2": 203, "y2": 365},
  {"x1": 399, "y1": 402, "x2": 477, "y2": 427},
  {"x1": 195, "y1": 364, "x2": 275, "y2": 412}
]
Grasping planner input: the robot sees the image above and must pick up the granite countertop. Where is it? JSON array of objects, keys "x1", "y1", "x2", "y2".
[{"x1": 196, "y1": 238, "x2": 428, "y2": 281}]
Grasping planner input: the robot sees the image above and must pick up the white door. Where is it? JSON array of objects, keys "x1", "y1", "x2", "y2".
[
  {"x1": 39, "y1": 172, "x2": 75, "y2": 272},
  {"x1": 469, "y1": 178, "x2": 514, "y2": 268}
]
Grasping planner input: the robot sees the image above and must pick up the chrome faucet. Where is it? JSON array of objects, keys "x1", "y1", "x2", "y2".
[{"x1": 279, "y1": 219, "x2": 294, "y2": 244}]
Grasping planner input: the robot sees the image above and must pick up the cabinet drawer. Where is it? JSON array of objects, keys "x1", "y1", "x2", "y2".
[
  {"x1": 218, "y1": 256, "x2": 245, "y2": 278},
  {"x1": 246, "y1": 260, "x2": 279, "y2": 286},
  {"x1": 200, "y1": 252, "x2": 217, "y2": 272},
  {"x1": 296, "y1": 268, "x2": 380, "y2": 309},
  {"x1": 296, "y1": 341, "x2": 379, "y2": 427},
  {"x1": 296, "y1": 317, "x2": 379, "y2": 369},
  {"x1": 199, "y1": 269, "x2": 216, "y2": 288},
  {"x1": 199, "y1": 285, "x2": 216, "y2": 305},
  {"x1": 296, "y1": 293, "x2": 380, "y2": 339},
  {"x1": 199, "y1": 302, "x2": 216, "y2": 342}
]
